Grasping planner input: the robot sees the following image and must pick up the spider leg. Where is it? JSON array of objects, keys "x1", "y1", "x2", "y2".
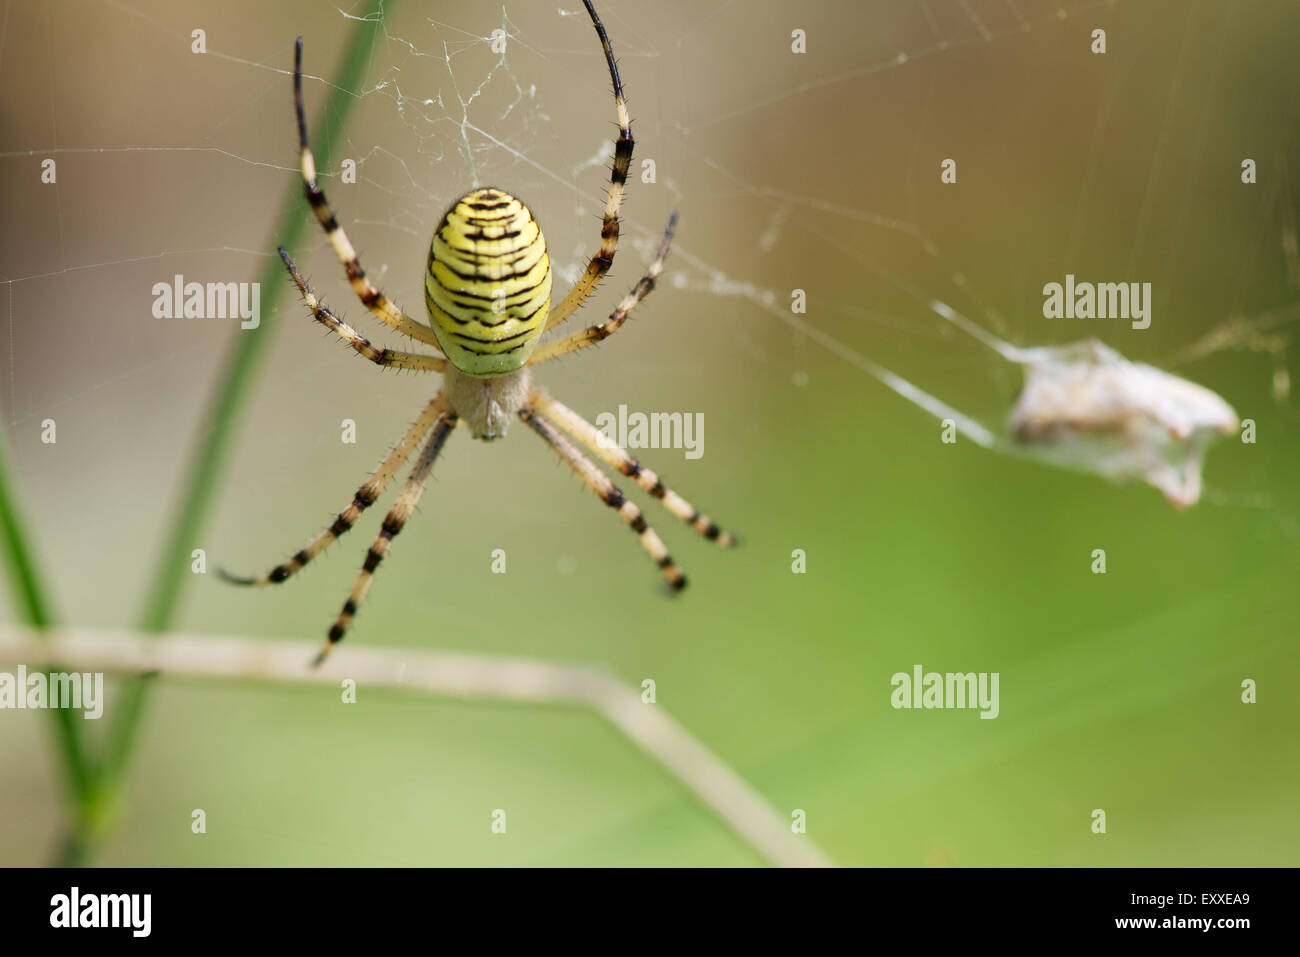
[
  {"x1": 279, "y1": 247, "x2": 446, "y2": 372},
  {"x1": 518, "y1": 404, "x2": 686, "y2": 592},
  {"x1": 530, "y1": 213, "x2": 675, "y2": 365},
  {"x1": 219, "y1": 398, "x2": 449, "y2": 587},
  {"x1": 539, "y1": 0, "x2": 634, "y2": 334},
  {"x1": 292, "y1": 38, "x2": 445, "y2": 348},
  {"x1": 315, "y1": 409, "x2": 459, "y2": 666},
  {"x1": 527, "y1": 387, "x2": 736, "y2": 546}
]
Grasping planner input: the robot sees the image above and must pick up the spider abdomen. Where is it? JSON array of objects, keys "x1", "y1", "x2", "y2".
[{"x1": 425, "y1": 187, "x2": 552, "y2": 377}]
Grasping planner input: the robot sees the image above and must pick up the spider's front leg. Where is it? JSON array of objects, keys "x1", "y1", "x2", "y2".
[
  {"x1": 528, "y1": 388, "x2": 737, "y2": 547},
  {"x1": 315, "y1": 409, "x2": 458, "y2": 666},
  {"x1": 219, "y1": 398, "x2": 448, "y2": 587},
  {"x1": 518, "y1": 404, "x2": 687, "y2": 592}
]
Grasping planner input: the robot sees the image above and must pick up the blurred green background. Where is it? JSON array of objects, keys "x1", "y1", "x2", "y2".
[{"x1": 1, "y1": 0, "x2": 1297, "y2": 865}]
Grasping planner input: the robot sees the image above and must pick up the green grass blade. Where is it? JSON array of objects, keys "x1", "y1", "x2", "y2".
[
  {"x1": 89, "y1": 4, "x2": 396, "y2": 857},
  {"x1": 0, "y1": 425, "x2": 95, "y2": 824}
]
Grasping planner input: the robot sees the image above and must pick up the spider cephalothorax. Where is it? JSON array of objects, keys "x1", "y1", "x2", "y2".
[{"x1": 222, "y1": 0, "x2": 736, "y2": 666}]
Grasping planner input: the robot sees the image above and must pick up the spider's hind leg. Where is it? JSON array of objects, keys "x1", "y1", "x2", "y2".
[
  {"x1": 291, "y1": 37, "x2": 444, "y2": 348},
  {"x1": 529, "y1": 213, "x2": 676, "y2": 366},
  {"x1": 278, "y1": 247, "x2": 446, "y2": 373},
  {"x1": 537, "y1": 0, "x2": 636, "y2": 335}
]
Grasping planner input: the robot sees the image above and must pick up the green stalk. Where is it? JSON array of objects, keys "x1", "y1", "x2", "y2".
[
  {"x1": 79, "y1": 6, "x2": 395, "y2": 862},
  {"x1": 0, "y1": 430, "x2": 95, "y2": 821}
]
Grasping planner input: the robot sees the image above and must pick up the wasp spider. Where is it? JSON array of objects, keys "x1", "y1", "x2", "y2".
[{"x1": 222, "y1": 0, "x2": 736, "y2": 665}]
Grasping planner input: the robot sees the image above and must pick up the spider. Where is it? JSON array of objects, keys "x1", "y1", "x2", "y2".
[{"x1": 221, "y1": 0, "x2": 736, "y2": 666}]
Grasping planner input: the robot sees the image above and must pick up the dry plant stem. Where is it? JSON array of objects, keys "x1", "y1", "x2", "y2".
[{"x1": 0, "y1": 626, "x2": 834, "y2": 869}]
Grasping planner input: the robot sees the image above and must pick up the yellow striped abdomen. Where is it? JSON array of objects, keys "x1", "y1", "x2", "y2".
[{"x1": 425, "y1": 188, "x2": 552, "y2": 377}]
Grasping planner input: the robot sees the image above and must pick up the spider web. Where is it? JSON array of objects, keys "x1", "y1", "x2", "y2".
[
  {"x1": 0, "y1": 0, "x2": 1293, "y2": 644},
  {"x1": 1, "y1": 0, "x2": 1299, "y2": 866},
  {"x1": 2, "y1": 0, "x2": 1294, "y2": 512}
]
